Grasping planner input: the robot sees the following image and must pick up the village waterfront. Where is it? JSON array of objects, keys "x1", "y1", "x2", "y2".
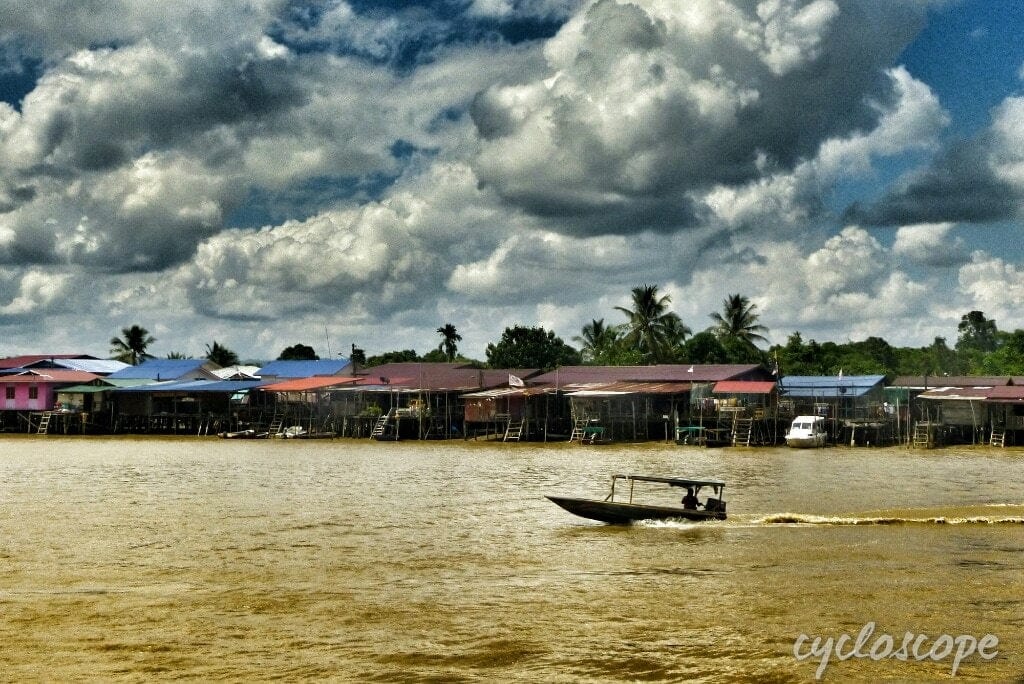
[{"x1": 1, "y1": 437, "x2": 1022, "y2": 682}]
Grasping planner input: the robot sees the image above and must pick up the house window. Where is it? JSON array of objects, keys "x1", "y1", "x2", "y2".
[
  {"x1": 28, "y1": 386, "x2": 38, "y2": 400},
  {"x1": 4, "y1": 386, "x2": 12, "y2": 400}
]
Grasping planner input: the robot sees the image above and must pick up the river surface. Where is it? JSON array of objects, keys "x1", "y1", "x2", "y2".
[{"x1": 0, "y1": 437, "x2": 1022, "y2": 682}]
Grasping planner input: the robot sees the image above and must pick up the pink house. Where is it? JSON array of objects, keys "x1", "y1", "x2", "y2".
[{"x1": 1, "y1": 370, "x2": 101, "y2": 412}]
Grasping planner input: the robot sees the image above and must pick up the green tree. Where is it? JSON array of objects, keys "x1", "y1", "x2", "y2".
[
  {"x1": 710, "y1": 293, "x2": 769, "y2": 346},
  {"x1": 110, "y1": 325, "x2": 156, "y2": 365},
  {"x1": 366, "y1": 349, "x2": 421, "y2": 366},
  {"x1": 682, "y1": 331, "x2": 729, "y2": 364},
  {"x1": 956, "y1": 310, "x2": 998, "y2": 353},
  {"x1": 436, "y1": 323, "x2": 462, "y2": 362},
  {"x1": 980, "y1": 330, "x2": 1024, "y2": 375},
  {"x1": 573, "y1": 319, "x2": 623, "y2": 364},
  {"x1": 277, "y1": 344, "x2": 319, "y2": 360},
  {"x1": 485, "y1": 325, "x2": 581, "y2": 370},
  {"x1": 615, "y1": 285, "x2": 690, "y2": 363},
  {"x1": 165, "y1": 351, "x2": 191, "y2": 359},
  {"x1": 205, "y1": 341, "x2": 240, "y2": 367}
]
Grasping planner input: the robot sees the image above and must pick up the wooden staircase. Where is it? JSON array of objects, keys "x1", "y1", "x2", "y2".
[
  {"x1": 36, "y1": 412, "x2": 52, "y2": 435},
  {"x1": 990, "y1": 427, "x2": 1006, "y2": 448},
  {"x1": 503, "y1": 419, "x2": 524, "y2": 442}
]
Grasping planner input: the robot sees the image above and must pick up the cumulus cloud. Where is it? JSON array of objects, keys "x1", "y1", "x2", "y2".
[
  {"x1": 849, "y1": 95, "x2": 1024, "y2": 226},
  {"x1": 4, "y1": 0, "x2": 1018, "y2": 360},
  {"x1": 470, "y1": 0, "x2": 929, "y2": 234}
]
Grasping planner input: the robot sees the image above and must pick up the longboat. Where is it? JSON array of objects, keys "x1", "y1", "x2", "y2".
[{"x1": 547, "y1": 474, "x2": 727, "y2": 524}]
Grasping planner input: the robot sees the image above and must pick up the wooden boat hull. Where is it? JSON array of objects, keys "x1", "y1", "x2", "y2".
[{"x1": 546, "y1": 496, "x2": 726, "y2": 524}]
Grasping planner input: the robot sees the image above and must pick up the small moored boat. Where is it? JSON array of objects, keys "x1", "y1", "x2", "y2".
[
  {"x1": 547, "y1": 474, "x2": 727, "y2": 524},
  {"x1": 785, "y1": 415, "x2": 827, "y2": 448}
]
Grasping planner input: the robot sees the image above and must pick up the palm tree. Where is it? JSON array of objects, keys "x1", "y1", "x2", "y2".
[
  {"x1": 110, "y1": 324, "x2": 156, "y2": 365},
  {"x1": 710, "y1": 294, "x2": 769, "y2": 346},
  {"x1": 615, "y1": 285, "x2": 689, "y2": 363},
  {"x1": 205, "y1": 341, "x2": 240, "y2": 367},
  {"x1": 436, "y1": 323, "x2": 462, "y2": 362},
  {"x1": 573, "y1": 318, "x2": 623, "y2": 363}
]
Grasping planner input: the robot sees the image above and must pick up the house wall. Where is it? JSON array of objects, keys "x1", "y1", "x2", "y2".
[{"x1": 1, "y1": 382, "x2": 56, "y2": 411}]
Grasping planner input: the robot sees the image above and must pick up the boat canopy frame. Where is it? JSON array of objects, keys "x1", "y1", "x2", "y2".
[{"x1": 608, "y1": 474, "x2": 725, "y2": 503}]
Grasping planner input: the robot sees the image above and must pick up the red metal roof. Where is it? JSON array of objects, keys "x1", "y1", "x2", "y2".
[
  {"x1": 918, "y1": 387, "x2": 992, "y2": 400},
  {"x1": 352, "y1": 363, "x2": 539, "y2": 391},
  {"x1": 0, "y1": 354, "x2": 96, "y2": 369},
  {"x1": 713, "y1": 381, "x2": 777, "y2": 394},
  {"x1": 982, "y1": 386, "x2": 1024, "y2": 402},
  {"x1": 563, "y1": 381, "x2": 693, "y2": 396},
  {"x1": 260, "y1": 376, "x2": 360, "y2": 392},
  {"x1": 531, "y1": 364, "x2": 768, "y2": 385},
  {"x1": 890, "y1": 375, "x2": 1012, "y2": 388},
  {"x1": 0, "y1": 370, "x2": 100, "y2": 383}
]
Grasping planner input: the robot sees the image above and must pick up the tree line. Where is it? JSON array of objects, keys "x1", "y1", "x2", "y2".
[{"x1": 108, "y1": 290, "x2": 1024, "y2": 378}]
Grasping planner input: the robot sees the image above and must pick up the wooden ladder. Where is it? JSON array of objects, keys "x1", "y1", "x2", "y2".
[
  {"x1": 569, "y1": 419, "x2": 587, "y2": 442},
  {"x1": 268, "y1": 411, "x2": 284, "y2": 436},
  {"x1": 37, "y1": 412, "x2": 52, "y2": 435},
  {"x1": 503, "y1": 419, "x2": 524, "y2": 442},
  {"x1": 990, "y1": 427, "x2": 1006, "y2": 448},
  {"x1": 370, "y1": 409, "x2": 393, "y2": 439},
  {"x1": 732, "y1": 416, "x2": 753, "y2": 446},
  {"x1": 912, "y1": 422, "x2": 932, "y2": 449}
]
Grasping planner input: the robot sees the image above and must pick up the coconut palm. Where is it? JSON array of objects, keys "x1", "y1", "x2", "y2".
[
  {"x1": 205, "y1": 341, "x2": 240, "y2": 367},
  {"x1": 436, "y1": 323, "x2": 462, "y2": 362},
  {"x1": 615, "y1": 285, "x2": 690, "y2": 363},
  {"x1": 110, "y1": 324, "x2": 156, "y2": 365},
  {"x1": 710, "y1": 294, "x2": 769, "y2": 346},
  {"x1": 573, "y1": 319, "x2": 623, "y2": 363}
]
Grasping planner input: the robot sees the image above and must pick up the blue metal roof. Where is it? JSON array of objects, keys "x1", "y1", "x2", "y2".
[
  {"x1": 257, "y1": 359, "x2": 351, "y2": 378},
  {"x1": 113, "y1": 380, "x2": 267, "y2": 393},
  {"x1": 106, "y1": 359, "x2": 215, "y2": 380},
  {"x1": 780, "y1": 375, "x2": 886, "y2": 398}
]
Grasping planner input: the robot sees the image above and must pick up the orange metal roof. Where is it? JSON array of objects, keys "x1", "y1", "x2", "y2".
[{"x1": 260, "y1": 376, "x2": 360, "y2": 392}]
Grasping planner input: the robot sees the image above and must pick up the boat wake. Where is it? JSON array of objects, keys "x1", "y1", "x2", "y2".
[{"x1": 756, "y1": 513, "x2": 1024, "y2": 526}]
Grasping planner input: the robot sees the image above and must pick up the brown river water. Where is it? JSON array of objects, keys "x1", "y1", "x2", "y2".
[{"x1": 1, "y1": 436, "x2": 1022, "y2": 682}]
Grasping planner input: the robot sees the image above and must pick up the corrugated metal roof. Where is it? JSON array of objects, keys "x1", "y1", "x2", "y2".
[
  {"x1": 0, "y1": 354, "x2": 96, "y2": 369},
  {"x1": 212, "y1": 365, "x2": 262, "y2": 380},
  {"x1": 461, "y1": 386, "x2": 557, "y2": 399},
  {"x1": 564, "y1": 381, "x2": 692, "y2": 396},
  {"x1": 256, "y1": 359, "x2": 351, "y2": 378},
  {"x1": 917, "y1": 387, "x2": 992, "y2": 401},
  {"x1": 889, "y1": 375, "x2": 1012, "y2": 388},
  {"x1": 984, "y1": 386, "x2": 1024, "y2": 402},
  {"x1": 107, "y1": 359, "x2": 221, "y2": 380},
  {"x1": 531, "y1": 364, "x2": 767, "y2": 385},
  {"x1": 260, "y1": 376, "x2": 360, "y2": 392},
  {"x1": 780, "y1": 375, "x2": 885, "y2": 398},
  {"x1": 351, "y1": 363, "x2": 537, "y2": 391},
  {"x1": 42, "y1": 358, "x2": 130, "y2": 374},
  {"x1": 0, "y1": 370, "x2": 100, "y2": 383},
  {"x1": 114, "y1": 380, "x2": 266, "y2": 393},
  {"x1": 713, "y1": 380, "x2": 777, "y2": 394},
  {"x1": 56, "y1": 384, "x2": 112, "y2": 394}
]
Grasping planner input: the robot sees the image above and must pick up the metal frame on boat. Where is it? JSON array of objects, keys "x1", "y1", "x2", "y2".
[{"x1": 547, "y1": 474, "x2": 727, "y2": 524}]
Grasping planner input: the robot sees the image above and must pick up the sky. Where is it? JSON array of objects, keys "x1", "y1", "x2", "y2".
[{"x1": 2, "y1": 0, "x2": 1024, "y2": 362}]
